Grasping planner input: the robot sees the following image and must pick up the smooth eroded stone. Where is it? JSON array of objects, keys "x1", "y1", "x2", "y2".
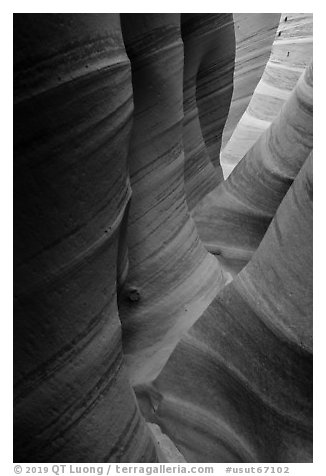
[
  {"x1": 14, "y1": 13, "x2": 157, "y2": 462},
  {"x1": 137, "y1": 154, "x2": 313, "y2": 462},
  {"x1": 221, "y1": 13, "x2": 281, "y2": 154},
  {"x1": 193, "y1": 62, "x2": 313, "y2": 275},
  {"x1": 119, "y1": 13, "x2": 231, "y2": 386},
  {"x1": 181, "y1": 14, "x2": 235, "y2": 209},
  {"x1": 222, "y1": 13, "x2": 313, "y2": 177}
]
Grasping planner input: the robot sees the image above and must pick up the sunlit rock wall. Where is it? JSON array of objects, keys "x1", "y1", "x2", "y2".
[
  {"x1": 221, "y1": 13, "x2": 281, "y2": 151},
  {"x1": 221, "y1": 13, "x2": 313, "y2": 177}
]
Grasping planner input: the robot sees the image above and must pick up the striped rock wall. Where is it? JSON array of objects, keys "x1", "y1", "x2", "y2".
[
  {"x1": 137, "y1": 153, "x2": 313, "y2": 462},
  {"x1": 118, "y1": 14, "x2": 231, "y2": 387},
  {"x1": 14, "y1": 13, "x2": 157, "y2": 463},
  {"x1": 221, "y1": 13, "x2": 281, "y2": 153},
  {"x1": 14, "y1": 13, "x2": 313, "y2": 464},
  {"x1": 221, "y1": 13, "x2": 313, "y2": 177},
  {"x1": 193, "y1": 62, "x2": 313, "y2": 275},
  {"x1": 182, "y1": 14, "x2": 235, "y2": 209}
]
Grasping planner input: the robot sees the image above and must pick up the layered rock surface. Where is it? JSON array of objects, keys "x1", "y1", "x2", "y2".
[
  {"x1": 221, "y1": 14, "x2": 281, "y2": 153},
  {"x1": 193, "y1": 62, "x2": 313, "y2": 274},
  {"x1": 14, "y1": 13, "x2": 313, "y2": 464},
  {"x1": 182, "y1": 13, "x2": 235, "y2": 208},
  {"x1": 14, "y1": 13, "x2": 157, "y2": 462},
  {"x1": 137, "y1": 154, "x2": 313, "y2": 462},
  {"x1": 221, "y1": 13, "x2": 313, "y2": 177},
  {"x1": 118, "y1": 14, "x2": 230, "y2": 386}
]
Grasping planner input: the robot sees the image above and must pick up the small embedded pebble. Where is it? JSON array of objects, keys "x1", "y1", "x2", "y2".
[{"x1": 128, "y1": 289, "x2": 140, "y2": 302}]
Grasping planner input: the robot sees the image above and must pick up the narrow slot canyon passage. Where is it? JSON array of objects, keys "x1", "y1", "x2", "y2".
[{"x1": 13, "y1": 12, "x2": 313, "y2": 464}]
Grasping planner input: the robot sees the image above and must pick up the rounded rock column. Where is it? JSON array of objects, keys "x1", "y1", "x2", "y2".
[
  {"x1": 119, "y1": 13, "x2": 230, "y2": 386},
  {"x1": 14, "y1": 13, "x2": 157, "y2": 462}
]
